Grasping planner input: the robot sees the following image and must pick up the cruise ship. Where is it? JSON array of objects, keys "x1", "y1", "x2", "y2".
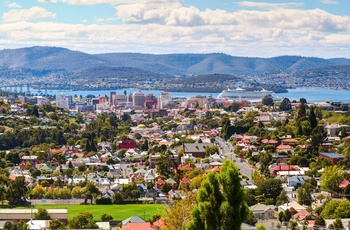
[{"x1": 216, "y1": 87, "x2": 274, "y2": 102}]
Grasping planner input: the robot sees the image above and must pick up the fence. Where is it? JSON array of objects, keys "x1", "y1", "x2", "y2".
[{"x1": 29, "y1": 199, "x2": 85, "y2": 205}]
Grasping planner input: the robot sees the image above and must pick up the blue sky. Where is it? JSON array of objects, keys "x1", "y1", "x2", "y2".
[{"x1": 0, "y1": 0, "x2": 350, "y2": 58}]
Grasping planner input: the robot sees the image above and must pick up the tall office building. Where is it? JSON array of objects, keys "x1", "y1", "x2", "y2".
[
  {"x1": 56, "y1": 94, "x2": 72, "y2": 109},
  {"x1": 145, "y1": 93, "x2": 157, "y2": 109},
  {"x1": 110, "y1": 92, "x2": 116, "y2": 105},
  {"x1": 158, "y1": 92, "x2": 172, "y2": 109},
  {"x1": 132, "y1": 91, "x2": 145, "y2": 107}
]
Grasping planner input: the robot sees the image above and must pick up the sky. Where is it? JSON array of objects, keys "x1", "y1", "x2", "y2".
[{"x1": 1, "y1": 0, "x2": 350, "y2": 58}]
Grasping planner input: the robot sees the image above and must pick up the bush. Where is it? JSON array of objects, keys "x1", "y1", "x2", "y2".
[
  {"x1": 95, "y1": 197, "x2": 112, "y2": 205},
  {"x1": 101, "y1": 213, "x2": 113, "y2": 221}
]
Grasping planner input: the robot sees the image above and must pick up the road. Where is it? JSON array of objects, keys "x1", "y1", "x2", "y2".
[{"x1": 216, "y1": 136, "x2": 254, "y2": 181}]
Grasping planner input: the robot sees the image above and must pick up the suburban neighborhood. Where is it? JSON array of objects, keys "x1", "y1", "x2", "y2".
[{"x1": 0, "y1": 90, "x2": 350, "y2": 229}]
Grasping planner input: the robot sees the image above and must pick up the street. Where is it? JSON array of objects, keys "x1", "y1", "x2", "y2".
[{"x1": 216, "y1": 136, "x2": 254, "y2": 181}]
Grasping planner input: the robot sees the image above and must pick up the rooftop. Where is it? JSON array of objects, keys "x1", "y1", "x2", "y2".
[{"x1": 319, "y1": 152, "x2": 345, "y2": 159}]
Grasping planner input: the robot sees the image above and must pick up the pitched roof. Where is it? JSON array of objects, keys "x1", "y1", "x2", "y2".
[
  {"x1": 166, "y1": 178, "x2": 177, "y2": 184},
  {"x1": 122, "y1": 216, "x2": 145, "y2": 226},
  {"x1": 183, "y1": 143, "x2": 214, "y2": 153},
  {"x1": 293, "y1": 210, "x2": 311, "y2": 220},
  {"x1": 319, "y1": 152, "x2": 345, "y2": 159},
  {"x1": 249, "y1": 203, "x2": 274, "y2": 212},
  {"x1": 121, "y1": 222, "x2": 156, "y2": 230}
]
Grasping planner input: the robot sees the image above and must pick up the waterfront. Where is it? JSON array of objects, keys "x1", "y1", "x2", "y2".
[{"x1": 7, "y1": 87, "x2": 350, "y2": 103}]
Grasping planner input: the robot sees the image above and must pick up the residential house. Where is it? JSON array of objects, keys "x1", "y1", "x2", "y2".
[
  {"x1": 183, "y1": 143, "x2": 214, "y2": 158},
  {"x1": 68, "y1": 174, "x2": 85, "y2": 185},
  {"x1": 258, "y1": 113, "x2": 271, "y2": 123},
  {"x1": 278, "y1": 200, "x2": 307, "y2": 213},
  {"x1": 121, "y1": 216, "x2": 147, "y2": 227},
  {"x1": 144, "y1": 171, "x2": 155, "y2": 183},
  {"x1": 118, "y1": 140, "x2": 137, "y2": 149},
  {"x1": 276, "y1": 144, "x2": 294, "y2": 153},
  {"x1": 319, "y1": 152, "x2": 345, "y2": 164},
  {"x1": 155, "y1": 178, "x2": 166, "y2": 189},
  {"x1": 209, "y1": 153, "x2": 226, "y2": 163},
  {"x1": 20, "y1": 156, "x2": 38, "y2": 170},
  {"x1": 269, "y1": 163, "x2": 300, "y2": 175},
  {"x1": 107, "y1": 168, "x2": 123, "y2": 179},
  {"x1": 181, "y1": 154, "x2": 196, "y2": 164},
  {"x1": 325, "y1": 218, "x2": 350, "y2": 230},
  {"x1": 165, "y1": 178, "x2": 177, "y2": 189},
  {"x1": 287, "y1": 176, "x2": 310, "y2": 188},
  {"x1": 261, "y1": 139, "x2": 279, "y2": 146},
  {"x1": 293, "y1": 210, "x2": 316, "y2": 222},
  {"x1": 249, "y1": 203, "x2": 275, "y2": 219},
  {"x1": 281, "y1": 138, "x2": 299, "y2": 146}
]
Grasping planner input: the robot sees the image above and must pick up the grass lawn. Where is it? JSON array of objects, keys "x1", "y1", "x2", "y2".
[{"x1": 32, "y1": 204, "x2": 167, "y2": 221}]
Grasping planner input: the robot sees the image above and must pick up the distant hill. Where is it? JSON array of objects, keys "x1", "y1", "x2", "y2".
[
  {"x1": 0, "y1": 46, "x2": 350, "y2": 75},
  {"x1": 74, "y1": 66, "x2": 171, "y2": 79}
]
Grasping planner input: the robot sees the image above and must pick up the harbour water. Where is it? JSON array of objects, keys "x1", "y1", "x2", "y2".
[{"x1": 8, "y1": 87, "x2": 350, "y2": 103}]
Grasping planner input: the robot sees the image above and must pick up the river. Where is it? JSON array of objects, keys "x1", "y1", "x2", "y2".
[{"x1": 14, "y1": 87, "x2": 350, "y2": 103}]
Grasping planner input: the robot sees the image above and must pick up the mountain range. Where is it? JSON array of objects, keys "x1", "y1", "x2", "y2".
[{"x1": 0, "y1": 46, "x2": 350, "y2": 76}]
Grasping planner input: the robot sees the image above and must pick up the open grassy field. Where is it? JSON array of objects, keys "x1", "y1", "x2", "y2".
[{"x1": 32, "y1": 204, "x2": 167, "y2": 221}]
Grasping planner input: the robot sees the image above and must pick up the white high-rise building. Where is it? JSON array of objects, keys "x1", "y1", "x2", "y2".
[
  {"x1": 132, "y1": 92, "x2": 145, "y2": 107},
  {"x1": 56, "y1": 94, "x2": 72, "y2": 109},
  {"x1": 158, "y1": 92, "x2": 172, "y2": 109}
]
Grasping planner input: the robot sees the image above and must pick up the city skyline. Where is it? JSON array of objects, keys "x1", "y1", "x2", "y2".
[{"x1": 1, "y1": 0, "x2": 350, "y2": 58}]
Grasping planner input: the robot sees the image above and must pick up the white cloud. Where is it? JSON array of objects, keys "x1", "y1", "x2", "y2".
[
  {"x1": 38, "y1": 0, "x2": 58, "y2": 3},
  {"x1": 115, "y1": 3, "x2": 350, "y2": 33},
  {"x1": 43, "y1": 0, "x2": 177, "y2": 5},
  {"x1": 0, "y1": 3, "x2": 350, "y2": 58},
  {"x1": 7, "y1": 2, "x2": 22, "y2": 8},
  {"x1": 320, "y1": 0, "x2": 338, "y2": 4},
  {"x1": 237, "y1": 1, "x2": 304, "y2": 9},
  {"x1": 2, "y1": 6, "x2": 56, "y2": 22}
]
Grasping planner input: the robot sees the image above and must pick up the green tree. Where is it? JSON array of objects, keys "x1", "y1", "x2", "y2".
[
  {"x1": 0, "y1": 173, "x2": 8, "y2": 205},
  {"x1": 69, "y1": 212, "x2": 99, "y2": 229},
  {"x1": 255, "y1": 224, "x2": 267, "y2": 230},
  {"x1": 59, "y1": 188, "x2": 72, "y2": 199},
  {"x1": 156, "y1": 154, "x2": 173, "y2": 178},
  {"x1": 205, "y1": 146, "x2": 219, "y2": 157},
  {"x1": 256, "y1": 178, "x2": 282, "y2": 204},
  {"x1": 308, "y1": 106, "x2": 317, "y2": 130},
  {"x1": 6, "y1": 176, "x2": 27, "y2": 205},
  {"x1": 320, "y1": 165, "x2": 345, "y2": 195},
  {"x1": 71, "y1": 186, "x2": 83, "y2": 198},
  {"x1": 34, "y1": 208, "x2": 51, "y2": 220},
  {"x1": 165, "y1": 192, "x2": 196, "y2": 230},
  {"x1": 31, "y1": 184, "x2": 46, "y2": 199},
  {"x1": 78, "y1": 163, "x2": 86, "y2": 172},
  {"x1": 276, "y1": 189, "x2": 289, "y2": 206},
  {"x1": 290, "y1": 221, "x2": 298, "y2": 230},
  {"x1": 3, "y1": 220, "x2": 28, "y2": 230},
  {"x1": 321, "y1": 200, "x2": 350, "y2": 219},
  {"x1": 298, "y1": 101, "x2": 306, "y2": 118},
  {"x1": 279, "y1": 98, "x2": 291, "y2": 111},
  {"x1": 297, "y1": 183, "x2": 313, "y2": 205},
  {"x1": 32, "y1": 105, "x2": 39, "y2": 117},
  {"x1": 262, "y1": 94, "x2": 274, "y2": 106},
  {"x1": 186, "y1": 160, "x2": 248, "y2": 230},
  {"x1": 101, "y1": 213, "x2": 113, "y2": 221},
  {"x1": 278, "y1": 211, "x2": 284, "y2": 223},
  {"x1": 259, "y1": 152, "x2": 271, "y2": 174},
  {"x1": 83, "y1": 181, "x2": 100, "y2": 197},
  {"x1": 161, "y1": 182, "x2": 173, "y2": 194},
  {"x1": 49, "y1": 219, "x2": 66, "y2": 230},
  {"x1": 332, "y1": 218, "x2": 344, "y2": 229},
  {"x1": 314, "y1": 215, "x2": 325, "y2": 226},
  {"x1": 310, "y1": 125, "x2": 327, "y2": 154},
  {"x1": 284, "y1": 209, "x2": 292, "y2": 222}
]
